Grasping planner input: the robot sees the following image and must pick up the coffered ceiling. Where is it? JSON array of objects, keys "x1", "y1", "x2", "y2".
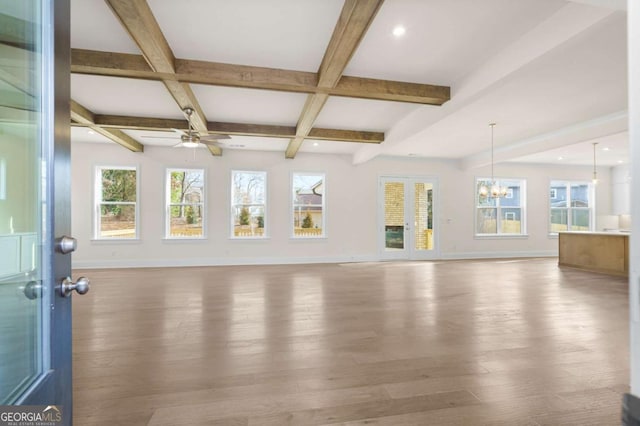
[{"x1": 69, "y1": 0, "x2": 629, "y2": 166}]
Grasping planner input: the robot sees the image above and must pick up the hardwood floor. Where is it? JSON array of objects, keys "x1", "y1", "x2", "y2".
[{"x1": 72, "y1": 258, "x2": 629, "y2": 425}]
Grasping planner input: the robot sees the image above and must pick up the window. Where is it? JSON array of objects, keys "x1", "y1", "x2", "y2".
[
  {"x1": 166, "y1": 169, "x2": 205, "y2": 238},
  {"x1": 231, "y1": 171, "x2": 266, "y2": 238},
  {"x1": 476, "y1": 178, "x2": 526, "y2": 236},
  {"x1": 549, "y1": 180, "x2": 594, "y2": 233},
  {"x1": 292, "y1": 173, "x2": 325, "y2": 238},
  {"x1": 95, "y1": 166, "x2": 138, "y2": 239}
]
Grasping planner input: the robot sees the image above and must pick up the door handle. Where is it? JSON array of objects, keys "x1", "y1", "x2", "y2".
[{"x1": 60, "y1": 276, "x2": 90, "y2": 297}]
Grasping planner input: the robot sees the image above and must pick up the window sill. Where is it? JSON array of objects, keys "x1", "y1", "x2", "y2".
[
  {"x1": 162, "y1": 237, "x2": 208, "y2": 242},
  {"x1": 290, "y1": 236, "x2": 328, "y2": 241},
  {"x1": 228, "y1": 237, "x2": 271, "y2": 241},
  {"x1": 91, "y1": 238, "x2": 141, "y2": 244},
  {"x1": 474, "y1": 234, "x2": 529, "y2": 240}
]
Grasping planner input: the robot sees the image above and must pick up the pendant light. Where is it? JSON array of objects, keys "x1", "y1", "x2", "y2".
[{"x1": 479, "y1": 123, "x2": 508, "y2": 198}]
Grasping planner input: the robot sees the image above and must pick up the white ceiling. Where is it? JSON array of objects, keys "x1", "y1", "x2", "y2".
[{"x1": 69, "y1": 0, "x2": 629, "y2": 168}]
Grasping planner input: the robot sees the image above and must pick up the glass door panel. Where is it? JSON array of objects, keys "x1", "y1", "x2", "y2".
[
  {"x1": 0, "y1": 2, "x2": 48, "y2": 404},
  {"x1": 414, "y1": 182, "x2": 434, "y2": 251},
  {"x1": 384, "y1": 181, "x2": 405, "y2": 252}
]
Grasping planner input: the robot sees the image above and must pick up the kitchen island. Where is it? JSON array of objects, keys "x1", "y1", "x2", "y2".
[{"x1": 558, "y1": 231, "x2": 629, "y2": 277}]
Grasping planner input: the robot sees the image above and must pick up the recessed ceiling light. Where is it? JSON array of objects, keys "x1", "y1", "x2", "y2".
[
  {"x1": 602, "y1": 147, "x2": 610, "y2": 151},
  {"x1": 88, "y1": 130, "x2": 95, "y2": 135},
  {"x1": 557, "y1": 156, "x2": 564, "y2": 160},
  {"x1": 313, "y1": 142, "x2": 319, "y2": 147},
  {"x1": 618, "y1": 160, "x2": 624, "y2": 164},
  {"x1": 392, "y1": 25, "x2": 406, "y2": 38}
]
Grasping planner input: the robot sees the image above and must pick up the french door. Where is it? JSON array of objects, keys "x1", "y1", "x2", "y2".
[
  {"x1": 0, "y1": 1, "x2": 79, "y2": 424},
  {"x1": 379, "y1": 177, "x2": 438, "y2": 260}
]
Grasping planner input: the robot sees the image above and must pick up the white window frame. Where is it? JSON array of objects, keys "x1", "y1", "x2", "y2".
[
  {"x1": 230, "y1": 170, "x2": 268, "y2": 239},
  {"x1": 94, "y1": 165, "x2": 139, "y2": 240},
  {"x1": 549, "y1": 180, "x2": 595, "y2": 235},
  {"x1": 165, "y1": 168, "x2": 206, "y2": 239},
  {"x1": 475, "y1": 177, "x2": 527, "y2": 237},
  {"x1": 291, "y1": 172, "x2": 326, "y2": 239}
]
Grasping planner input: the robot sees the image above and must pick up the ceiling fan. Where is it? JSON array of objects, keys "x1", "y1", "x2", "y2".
[{"x1": 142, "y1": 107, "x2": 231, "y2": 148}]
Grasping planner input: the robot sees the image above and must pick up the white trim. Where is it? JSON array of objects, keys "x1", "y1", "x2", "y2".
[
  {"x1": 290, "y1": 171, "x2": 327, "y2": 239},
  {"x1": 72, "y1": 254, "x2": 380, "y2": 269},
  {"x1": 165, "y1": 167, "x2": 206, "y2": 240},
  {"x1": 474, "y1": 234, "x2": 530, "y2": 240},
  {"x1": 93, "y1": 164, "x2": 140, "y2": 240},
  {"x1": 548, "y1": 179, "x2": 595, "y2": 234},
  {"x1": 72, "y1": 250, "x2": 558, "y2": 269},
  {"x1": 230, "y1": 170, "x2": 268, "y2": 239},
  {"x1": 90, "y1": 238, "x2": 141, "y2": 244},
  {"x1": 440, "y1": 250, "x2": 557, "y2": 260},
  {"x1": 475, "y1": 176, "x2": 527, "y2": 236},
  {"x1": 378, "y1": 175, "x2": 440, "y2": 260}
]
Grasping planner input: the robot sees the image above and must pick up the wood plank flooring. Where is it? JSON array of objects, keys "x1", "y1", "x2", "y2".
[{"x1": 72, "y1": 258, "x2": 629, "y2": 425}]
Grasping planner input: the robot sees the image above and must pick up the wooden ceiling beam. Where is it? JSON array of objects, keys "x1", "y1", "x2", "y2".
[
  {"x1": 334, "y1": 76, "x2": 450, "y2": 105},
  {"x1": 317, "y1": 0, "x2": 384, "y2": 88},
  {"x1": 105, "y1": 0, "x2": 220, "y2": 156},
  {"x1": 74, "y1": 114, "x2": 384, "y2": 143},
  {"x1": 70, "y1": 100, "x2": 144, "y2": 152},
  {"x1": 71, "y1": 49, "x2": 450, "y2": 106},
  {"x1": 175, "y1": 58, "x2": 319, "y2": 93},
  {"x1": 105, "y1": 0, "x2": 175, "y2": 73},
  {"x1": 286, "y1": 0, "x2": 384, "y2": 159}
]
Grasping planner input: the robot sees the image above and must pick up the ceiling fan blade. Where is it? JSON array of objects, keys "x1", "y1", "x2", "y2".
[
  {"x1": 199, "y1": 140, "x2": 222, "y2": 147},
  {"x1": 141, "y1": 135, "x2": 181, "y2": 139},
  {"x1": 200, "y1": 134, "x2": 231, "y2": 141}
]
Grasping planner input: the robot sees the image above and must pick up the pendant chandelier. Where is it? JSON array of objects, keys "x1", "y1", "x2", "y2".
[{"x1": 479, "y1": 123, "x2": 508, "y2": 198}]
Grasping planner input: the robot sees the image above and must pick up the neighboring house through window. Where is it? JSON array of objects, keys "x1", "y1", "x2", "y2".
[
  {"x1": 292, "y1": 173, "x2": 325, "y2": 238},
  {"x1": 549, "y1": 180, "x2": 594, "y2": 233},
  {"x1": 95, "y1": 166, "x2": 138, "y2": 239},
  {"x1": 231, "y1": 170, "x2": 266, "y2": 238},
  {"x1": 476, "y1": 178, "x2": 526, "y2": 236},
  {"x1": 166, "y1": 168, "x2": 205, "y2": 238}
]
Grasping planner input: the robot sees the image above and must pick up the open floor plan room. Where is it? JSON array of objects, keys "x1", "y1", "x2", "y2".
[{"x1": 72, "y1": 258, "x2": 628, "y2": 425}]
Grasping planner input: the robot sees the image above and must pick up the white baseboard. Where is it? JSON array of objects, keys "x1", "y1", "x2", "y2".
[
  {"x1": 439, "y1": 250, "x2": 557, "y2": 260},
  {"x1": 72, "y1": 250, "x2": 557, "y2": 269},
  {"x1": 72, "y1": 254, "x2": 380, "y2": 269}
]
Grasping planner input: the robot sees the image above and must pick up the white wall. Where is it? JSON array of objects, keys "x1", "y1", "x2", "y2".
[
  {"x1": 71, "y1": 142, "x2": 611, "y2": 268},
  {"x1": 611, "y1": 164, "x2": 631, "y2": 215},
  {"x1": 628, "y1": 0, "x2": 640, "y2": 395}
]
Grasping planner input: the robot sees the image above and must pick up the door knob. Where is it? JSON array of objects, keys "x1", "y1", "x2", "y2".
[
  {"x1": 60, "y1": 276, "x2": 90, "y2": 297},
  {"x1": 23, "y1": 281, "x2": 42, "y2": 300},
  {"x1": 55, "y1": 236, "x2": 77, "y2": 254}
]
